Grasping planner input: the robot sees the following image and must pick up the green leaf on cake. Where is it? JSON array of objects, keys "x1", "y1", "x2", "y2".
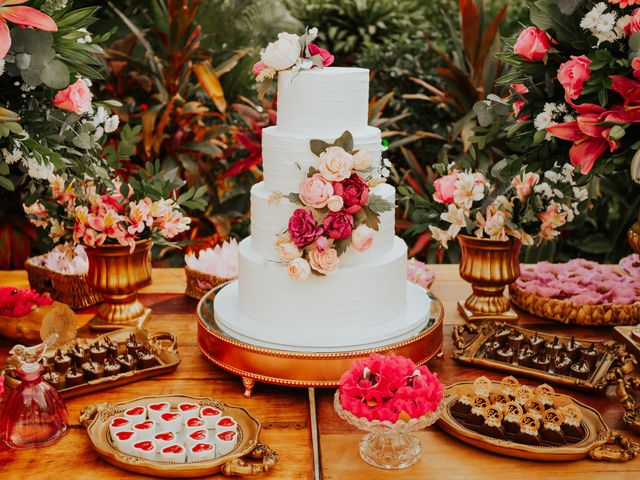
[
  {"x1": 366, "y1": 193, "x2": 394, "y2": 214},
  {"x1": 310, "y1": 139, "x2": 331, "y2": 156},
  {"x1": 333, "y1": 130, "x2": 354, "y2": 152},
  {"x1": 286, "y1": 193, "x2": 303, "y2": 205},
  {"x1": 334, "y1": 238, "x2": 350, "y2": 256},
  {"x1": 361, "y1": 205, "x2": 381, "y2": 231}
]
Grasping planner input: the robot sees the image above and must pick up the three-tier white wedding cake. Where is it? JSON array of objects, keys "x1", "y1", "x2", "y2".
[{"x1": 214, "y1": 67, "x2": 430, "y2": 351}]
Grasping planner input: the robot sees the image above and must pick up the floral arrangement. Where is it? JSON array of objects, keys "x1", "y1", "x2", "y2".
[
  {"x1": 407, "y1": 258, "x2": 435, "y2": 290},
  {"x1": 400, "y1": 161, "x2": 588, "y2": 248},
  {"x1": 0, "y1": 287, "x2": 53, "y2": 317},
  {"x1": 270, "y1": 131, "x2": 393, "y2": 279},
  {"x1": 253, "y1": 26, "x2": 334, "y2": 94},
  {"x1": 476, "y1": 1, "x2": 640, "y2": 180},
  {"x1": 516, "y1": 255, "x2": 640, "y2": 305},
  {"x1": 185, "y1": 239, "x2": 239, "y2": 280},
  {"x1": 338, "y1": 353, "x2": 444, "y2": 423}
]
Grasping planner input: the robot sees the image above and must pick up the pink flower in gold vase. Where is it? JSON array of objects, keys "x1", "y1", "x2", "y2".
[{"x1": 432, "y1": 173, "x2": 458, "y2": 204}]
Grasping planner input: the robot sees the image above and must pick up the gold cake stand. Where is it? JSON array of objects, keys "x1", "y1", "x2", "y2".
[{"x1": 196, "y1": 284, "x2": 444, "y2": 397}]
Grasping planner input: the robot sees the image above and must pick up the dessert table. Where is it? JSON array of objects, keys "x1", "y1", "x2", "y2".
[{"x1": 1, "y1": 266, "x2": 639, "y2": 479}]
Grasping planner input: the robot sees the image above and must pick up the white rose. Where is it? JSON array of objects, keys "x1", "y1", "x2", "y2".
[
  {"x1": 278, "y1": 241, "x2": 302, "y2": 263},
  {"x1": 318, "y1": 146, "x2": 353, "y2": 182},
  {"x1": 261, "y1": 32, "x2": 301, "y2": 71},
  {"x1": 327, "y1": 195, "x2": 344, "y2": 212},
  {"x1": 353, "y1": 149, "x2": 373, "y2": 171},
  {"x1": 288, "y1": 257, "x2": 311, "y2": 280},
  {"x1": 308, "y1": 247, "x2": 340, "y2": 275},
  {"x1": 351, "y1": 225, "x2": 374, "y2": 252}
]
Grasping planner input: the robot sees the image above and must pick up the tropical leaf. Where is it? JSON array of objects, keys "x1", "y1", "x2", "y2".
[{"x1": 193, "y1": 61, "x2": 227, "y2": 113}]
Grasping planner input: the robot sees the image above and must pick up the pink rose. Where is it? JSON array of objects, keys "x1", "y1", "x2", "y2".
[
  {"x1": 308, "y1": 247, "x2": 340, "y2": 275},
  {"x1": 514, "y1": 27, "x2": 552, "y2": 62},
  {"x1": 53, "y1": 79, "x2": 93, "y2": 114},
  {"x1": 351, "y1": 225, "x2": 374, "y2": 252},
  {"x1": 327, "y1": 195, "x2": 344, "y2": 212},
  {"x1": 512, "y1": 83, "x2": 528, "y2": 118},
  {"x1": 557, "y1": 55, "x2": 592, "y2": 101},
  {"x1": 299, "y1": 173, "x2": 334, "y2": 209},
  {"x1": 318, "y1": 146, "x2": 353, "y2": 182},
  {"x1": 625, "y1": 9, "x2": 640, "y2": 35},
  {"x1": 288, "y1": 208, "x2": 323, "y2": 247},
  {"x1": 253, "y1": 60, "x2": 267, "y2": 77},
  {"x1": 308, "y1": 44, "x2": 334, "y2": 67},
  {"x1": 511, "y1": 172, "x2": 539, "y2": 201},
  {"x1": 277, "y1": 241, "x2": 302, "y2": 263},
  {"x1": 315, "y1": 236, "x2": 330, "y2": 252},
  {"x1": 632, "y1": 57, "x2": 640, "y2": 81},
  {"x1": 322, "y1": 211, "x2": 354, "y2": 240},
  {"x1": 333, "y1": 173, "x2": 369, "y2": 214},
  {"x1": 433, "y1": 173, "x2": 458, "y2": 204},
  {"x1": 288, "y1": 257, "x2": 311, "y2": 280}
]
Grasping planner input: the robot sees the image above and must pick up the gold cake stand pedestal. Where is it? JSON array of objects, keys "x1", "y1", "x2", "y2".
[{"x1": 196, "y1": 285, "x2": 444, "y2": 398}]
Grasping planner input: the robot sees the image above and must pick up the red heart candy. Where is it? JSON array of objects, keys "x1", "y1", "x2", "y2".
[
  {"x1": 155, "y1": 432, "x2": 175, "y2": 441},
  {"x1": 162, "y1": 444, "x2": 184, "y2": 454},
  {"x1": 134, "y1": 441, "x2": 154, "y2": 451},
  {"x1": 115, "y1": 431, "x2": 135, "y2": 441},
  {"x1": 190, "y1": 430, "x2": 207, "y2": 440},
  {"x1": 218, "y1": 430, "x2": 236, "y2": 441},
  {"x1": 187, "y1": 418, "x2": 205, "y2": 427},
  {"x1": 126, "y1": 407, "x2": 145, "y2": 416},
  {"x1": 179, "y1": 403, "x2": 198, "y2": 411},
  {"x1": 111, "y1": 418, "x2": 129, "y2": 427},
  {"x1": 192, "y1": 443, "x2": 214, "y2": 453},
  {"x1": 134, "y1": 421, "x2": 154, "y2": 430},
  {"x1": 201, "y1": 407, "x2": 220, "y2": 417},
  {"x1": 217, "y1": 417, "x2": 235, "y2": 427},
  {"x1": 149, "y1": 403, "x2": 169, "y2": 411},
  {"x1": 161, "y1": 412, "x2": 180, "y2": 421}
]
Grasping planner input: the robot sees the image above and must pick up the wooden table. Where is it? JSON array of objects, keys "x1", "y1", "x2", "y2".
[{"x1": 1, "y1": 266, "x2": 639, "y2": 479}]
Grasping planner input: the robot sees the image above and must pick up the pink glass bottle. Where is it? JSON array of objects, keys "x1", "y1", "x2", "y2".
[{"x1": 0, "y1": 334, "x2": 69, "y2": 448}]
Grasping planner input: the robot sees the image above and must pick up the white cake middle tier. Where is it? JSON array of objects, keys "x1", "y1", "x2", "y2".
[
  {"x1": 250, "y1": 181, "x2": 396, "y2": 267},
  {"x1": 262, "y1": 125, "x2": 382, "y2": 194},
  {"x1": 238, "y1": 235, "x2": 409, "y2": 330}
]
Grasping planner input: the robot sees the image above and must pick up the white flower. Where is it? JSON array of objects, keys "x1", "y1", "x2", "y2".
[
  {"x1": 104, "y1": 115, "x2": 119, "y2": 133},
  {"x1": 573, "y1": 186, "x2": 589, "y2": 202},
  {"x1": 562, "y1": 163, "x2": 576, "y2": 184},
  {"x1": 383, "y1": 158, "x2": 392, "y2": 168},
  {"x1": 544, "y1": 170, "x2": 561, "y2": 183},
  {"x1": 26, "y1": 157, "x2": 54, "y2": 180},
  {"x1": 1, "y1": 147, "x2": 22, "y2": 164},
  {"x1": 429, "y1": 226, "x2": 450, "y2": 248},
  {"x1": 553, "y1": 188, "x2": 564, "y2": 199},
  {"x1": 580, "y1": 3, "x2": 619, "y2": 46},
  {"x1": 454, "y1": 172, "x2": 485, "y2": 209},
  {"x1": 308, "y1": 27, "x2": 318, "y2": 36},
  {"x1": 534, "y1": 103, "x2": 573, "y2": 140},
  {"x1": 76, "y1": 28, "x2": 92, "y2": 44},
  {"x1": 89, "y1": 106, "x2": 109, "y2": 127},
  {"x1": 0, "y1": 59, "x2": 5, "y2": 77},
  {"x1": 534, "y1": 182, "x2": 553, "y2": 199},
  {"x1": 261, "y1": 32, "x2": 301, "y2": 71},
  {"x1": 616, "y1": 15, "x2": 633, "y2": 38},
  {"x1": 49, "y1": 219, "x2": 66, "y2": 243},
  {"x1": 440, "y1": 204, "x2": 466, "y2": 238},
  {"x1": 381, "y1": 167, "x2": 390, "y2": 178}
]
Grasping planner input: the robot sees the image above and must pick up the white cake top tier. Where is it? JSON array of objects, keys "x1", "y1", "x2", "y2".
[{"x1": 276, "y1": 67, "x2": 370, "y2": 136}]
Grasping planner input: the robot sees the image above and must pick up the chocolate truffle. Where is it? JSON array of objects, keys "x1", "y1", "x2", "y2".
[
  {"x1": 554, "y1": 353, "x2": 572, "y2": 376},
  {"x1": 540, "y1": 409, "x2": 565, "y2": 445},
  {"x1": 70, "y1": 343, "x2": 90, "y2": 366},
  {"x1": 514, "y1": 414, "x2": 542, "y2": 446},
  {"x1": 104, "y1": 357, "x2": 122, "y2": 377},
  {"x1": 544, "y1": 337, "x2": 563, "y2": 360},
  {"x1": 90, "y1": 342, "x2": 108, "y2": 363},
  {"x1": 117, "y1": 353, "x2": 136, "y2": 372},
  {"x1": 82, "y1": 361, "x2": 105, "y2": 381},
  {"x1": 136, "y1": 348, "x2": 157, "y2": 370},
  {"x1": 496, "y1": 346, "x2": 515, "y2": 364},
  {"x1": 503, "y1": 402, "x2": 523, "y2": 435},
  {"x1": 559, "y1": 404, "x2": 585, "y2": 440},
  {"x1": 65, "y1": 364, "x2": 84, "y2": 387},
  {"x1": 54, "y1": 349, "x2": 72, "y2": 373},
  {"x1": 580, "y1": 345, "x2": 599, "y2": 369},
  {"x1": 467, "y1": 396, "x2": 490, "y2": 427},
  {"x1": 43, "y1": 371, "x2": 61, "y2": 389},
  {"x1": 451, "y1": 394, "x2": 474, "y2": 417},
  {"x1": 478, "y1": 406, "x2": 505, "y2": 439},
  {"x1": 516, "y1": 346, "x2": 535, "y2": 367},
  {"x1": 527, "y1": 333, "x2": 545, "y2": 353},
  {"x1": 564, "y1": 337, "x2": 582, "y2": 361},
  {"x1": 570, "y1": 360, "x2": 591, "y2": 380},
  {"x1": 483, "y1": 340, "x2": 501, "y2": 360},
  {"x1": 507, "y1": 332, "x2": 525, "y2": 350},
  {"x1": 494, "y1": 326, "x2": 513, "y2": 345},
  {"x1": 126, "y1": 334, "x2": 143, "y2": 356},
  {"x1": 531, "y1": 353, "x2": 550, "y2": 372},
  {"x1": 105, "y1": 337, "x2": 119, "y2": 358}
]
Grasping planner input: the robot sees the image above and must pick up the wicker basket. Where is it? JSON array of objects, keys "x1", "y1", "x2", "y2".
[
  {"x1": 185, "y1": 266, "x2": 232, "y2": 300},
  {"x1": 509, "y1": 284, "x2": 640, "y2": 326},
  {"x1": 25, "y1": 255, "x2": 102, "y2": 310}
]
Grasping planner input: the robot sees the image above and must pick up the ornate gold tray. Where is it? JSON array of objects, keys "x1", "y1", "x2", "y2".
[
  {"x1": 2, "y1": 328, "x2": 181, "y2": 399},
  {"x1": 509, "y1": 283, "x2": 640, "y2": 326},
  {"x1": 197, "y1": 284, "x2": 444, "y2": 397},
  {"x1": 79, "y1": 394, "x2": 277, "y2": 478},
  {"x1": 437, "y1": 381, "x2": 639, "y2": 462},
  {"x1": 452, "y1": 321, "x2": 636, "y2": 392}
]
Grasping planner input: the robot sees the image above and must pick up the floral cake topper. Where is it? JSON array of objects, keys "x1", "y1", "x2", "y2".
[{"x1": 270, "y1": 131, "x2": 393, "y2": 280}]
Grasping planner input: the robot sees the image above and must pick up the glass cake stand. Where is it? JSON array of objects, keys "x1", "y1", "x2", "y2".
[{"x1": 196, "y1": 283, "x2": 444, "y2": 397}]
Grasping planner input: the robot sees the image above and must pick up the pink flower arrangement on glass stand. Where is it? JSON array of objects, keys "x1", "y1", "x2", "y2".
[
  {"x1": 334, "y1": 353, "x2": 444, "y2": 469},
  {"x1": 273, "y1": 131, "x2": 393, "y2": 280}
]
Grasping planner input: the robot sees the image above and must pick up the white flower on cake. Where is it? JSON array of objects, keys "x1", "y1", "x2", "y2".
[
  {"x1": 318, "y1": 146, "x2": 354, "y2": 182},
  {"x1": 327, "y1": 195, "x2": 344, "y2": 212},
  {"x1": 351, "y1": 225, "x2": 374, "y2": 252},
  {"x1": 308, "y1": 247, "x2": 340, "y2": 275},
  {"x1": 261, "y1": 32, "x2": 301, "y2": 71},
  {"x1": 288, "y1": 257, "x2": 311, "y2": 280},
  {"x1": 276, "y1": 233, "x2": 302, "y2": 263}
]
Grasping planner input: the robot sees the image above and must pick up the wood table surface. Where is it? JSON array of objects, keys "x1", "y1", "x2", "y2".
[{"x1": 0, "y1": 266, "x2": 639, "y2": 479}]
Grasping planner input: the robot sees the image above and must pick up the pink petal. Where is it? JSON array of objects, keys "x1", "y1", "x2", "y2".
[
  {"x1": 609, "y1": 75, "x2": 640, "y2": 98},
  {"x1": 2, "y1": 6, "x2": 57, "y2": 31},
  {"x1": 0, "y1": 18, "x2": 8, "y2": 58},
  {"x1": 547, "y1": 121, "x2": 583, "y2": 142},
  {"x1": 1, "y1": 0, "x2": 29, "y2": 5},
  {"x1": 569, "y1": 138, "x2": 607, "y2": 174}
]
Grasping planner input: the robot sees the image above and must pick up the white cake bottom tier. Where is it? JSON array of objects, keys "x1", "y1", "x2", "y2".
[
  {"x1": 262, "y1": 125, "x2": 382, "y2": 194},
  {"x1": 250, "y1": 181, "x2": 396, "y2": 268}
]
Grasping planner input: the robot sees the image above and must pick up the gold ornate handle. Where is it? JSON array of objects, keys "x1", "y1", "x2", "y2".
[
  {"x1": 79, "y1": 402, "x2": 108, "y2": 428},
  {"x1": 452, "y1": 323, "x2": 478, "y2": 350},
  {"x1": 148, "y1": 332, "x2": 179, "y2": 354},
  {"x1": 221, "y1": 442, "x2": 278, "y2": 476},
  {"x1": 590, "y1": 432, "x2": 640, "y2": 461}
]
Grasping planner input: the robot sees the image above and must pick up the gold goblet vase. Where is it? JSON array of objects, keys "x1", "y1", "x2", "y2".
[
  {"x1": 457, "y1": 234, "x2": 521, "y2": 323},
  {"x1": 85, "y1": 239, "x2": 153, "y2": 331}
]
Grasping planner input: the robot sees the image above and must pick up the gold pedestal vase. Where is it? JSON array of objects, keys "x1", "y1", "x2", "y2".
[
  {"x1": 85, "y1": 239, "x2": 153, "y2": 331},
  {"x1": 457, "y1": 234, "x2": 521, "y2": 323}
]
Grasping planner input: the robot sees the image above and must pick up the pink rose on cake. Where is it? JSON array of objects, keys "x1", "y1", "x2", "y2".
[
  {"x1": 288, "y1": 209, "x2": 323, "y2": 247},
  {"x1": 276, "y1": 234, "x2": 302, "y2": 263},
  {"x1": 314, "y1": 236, "x2": 330, "y2": 252},
  {"x1": 433, "y1": 173, "x2": 458, "y2": 204},
  {"x1": 308, "y1": 247, "x2": 340, "y2": 275},
  {"x1": 318, "y1": 146, "x2": 353, "y2": 182},
  {"x1": 261, "y1": 32, "x2": 301, "y2": 70},
  {"x1": 308, "y1": 44, "x2": 334, "y2": 67},
  {"x1": 351, "y1": 225, "x2": 374, "y2": 252},
  {"x1": 288, "y1": 257, "x2": 311, "y2": 280},
  {"x1": 323, "y1": 211, "x2": 354, "y2": 240},
  {"x1": 299, "y1": 174, "x2": 334, "y2": 209},
  {"x1": 326, "y1": 195, "x2": 344, "y2": 212},
  {"x1": 334, "y1": 174, "x2": 369, "y2": 214}
]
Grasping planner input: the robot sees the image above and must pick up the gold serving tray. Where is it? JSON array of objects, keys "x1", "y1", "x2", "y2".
[
  {"x1": 452, "y1": 321, "x2": 636, "y2": 393},
  {"x1": 2, "y1": 328, "x2": 181, "y2": 399},
  {"x1": 196, "y1": 283, "x2": 444, "y2": 397},
  {"x1": 79, "y1": 394, "x2": 277, "y2": 478},
  {"x1": 437, "y1": 381, "x2": 639, "y2": 462}
]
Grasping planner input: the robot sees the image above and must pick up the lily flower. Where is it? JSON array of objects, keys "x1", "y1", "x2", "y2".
[{"x1": 0, "y1": 0, "x2": 57, "y2": 59}]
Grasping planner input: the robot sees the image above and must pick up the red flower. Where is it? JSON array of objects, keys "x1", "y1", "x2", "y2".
[
  {"x1": 308, "y1": 44, "x2": 334, "y2": 67},
  {"x1": 514, "y1": 27, "x2": 552, "y2": 62},
  {"x1": 288, "y1": 209, "x2": 323, "y2": 247},
  {"x1": 511, "y1": 83, "x2": 529, "y2": 119},
  {"x1": 557, "y1": 55, "x2": 592, "y2": 101},
  {"x1": 333, "y1": 173, "x2": 369, "y2": 214},
  {"x1": 322, "y1": 211, "x2": 354, "y2": 240}
]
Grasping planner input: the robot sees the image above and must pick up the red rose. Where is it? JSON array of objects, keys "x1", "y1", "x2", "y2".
[
  {"x1": 288, "y1": 209, "x2": 323, "y2": 247},
  {"x1": 323, "y1": 211, "x2": 354, "y2": 240},
  {"x1": 333, "y1": 173, "x2": 369, "y2": 214},
  {"x1": 308, "y1": 44, "x2": 334, "y2": 67},
  {"x1": 514, "y1": 27, "x2": 552, "y2": 62},
  {"x1": 557, "y1": 55, "x2": 592, "y2": 101}
]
